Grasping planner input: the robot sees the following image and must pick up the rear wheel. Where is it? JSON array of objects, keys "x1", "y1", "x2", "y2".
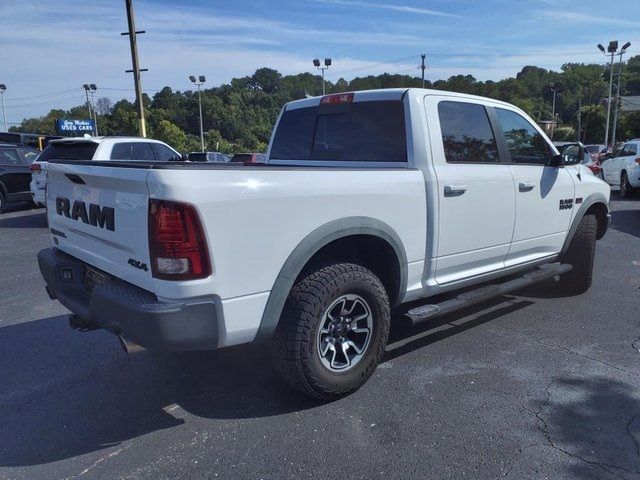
[
  {"x1": 620, "y1": 171, "x2": 635, "y2": 198},
  {"x1": 272, "y1": 263, "x2": 390, "y2": 400},
  {"x1": 558, "y1": 214, "x2": 597, "y2": 295}
]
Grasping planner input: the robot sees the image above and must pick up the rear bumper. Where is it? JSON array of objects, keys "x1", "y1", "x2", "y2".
[{"x1": 38, "y1": 247, "x2": 221, "y2": 351}]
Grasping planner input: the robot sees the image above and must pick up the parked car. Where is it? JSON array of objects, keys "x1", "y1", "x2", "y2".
[
  {"x1": 230, "y1": 152, "x2": 267, "y2": 163},
  {"x1": 600, "y1": 140, "x2": 640, "y2": 197},
  {"x1": 30, "y1": 136, "x2": 182, "y2": 206},
  {"x1": 584, "y1": 144, "x2": 607, "y2": 161},
  {"x1": 0, "y1": 143, "x2": 41, "y2": 213},
  {"x1": 38, "y1": 88, "x2": 610, "y2": 400},
  {"x1": 187, "y1": 151, "x2": 230, "y2": 163}
]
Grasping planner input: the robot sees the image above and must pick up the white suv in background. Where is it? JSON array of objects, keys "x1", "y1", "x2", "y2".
[
  {"x1": 600, "y1": 140, "x2": 640, "y2": 197},
  {"x1": 30, "y1": 137, "x2": 182, "y2": 206}
]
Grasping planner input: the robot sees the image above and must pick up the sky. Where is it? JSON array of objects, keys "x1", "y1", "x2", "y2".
[{"x1": 1, "y1": 0, "x2": 639, "y2": 125}]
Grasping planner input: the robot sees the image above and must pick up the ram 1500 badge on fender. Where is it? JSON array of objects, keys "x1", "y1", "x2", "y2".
[{"x1": 37, "y1": 88, "x2": 610, "y2": 400}]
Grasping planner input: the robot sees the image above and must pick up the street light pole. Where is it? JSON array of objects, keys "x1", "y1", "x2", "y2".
[
  {"x1": 549, "y1": 82, "x2": 558, "y2": 140},
  {"x1": 0, "y1": 84, "x2": 7, "y2": 132},
  {"x1": 611, "y1": 42, "x2": 631, "y2": 147},
  {"x1": 189, "y1": 75, "x2": 206, "y2": 152},
  {"x1": 89, "y1": 84, "x2": 99, "y2": 136},
  {"x1": 83, "y1": 84, "x2": 92, "y2": 119},
  {"x1": 313, "y1": 58, "x2": 332, "y2": 95},
  {"x1": 420, "y1": 54, "x2": 426, "y2": 88},
  {"x1": 598, "y1": 41, "x2": 618, "y2": 149}
]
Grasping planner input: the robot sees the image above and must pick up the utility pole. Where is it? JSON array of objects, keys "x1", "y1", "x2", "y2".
[
  {"x1": 0, "y1": 84, "x2": 7, "y2": 132},
  {"x1": 420, "y1": 54, "x2": 426, "y2": 88},
  {"x1": 611, "y1": 42, "x2": 631, "y2": 147},
  {"x1": 122, "y1": 0, "x2": 148, "y2": 137},
  {"x1": 597, "y1": 41, "x2": 618, "y2": 149},
  {"x1": 189, "y1": 75, "x2": 206, "y2": 152}
]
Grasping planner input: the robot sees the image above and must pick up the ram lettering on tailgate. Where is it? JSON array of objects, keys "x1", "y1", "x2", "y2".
[{"x1": 56, "y1": 197, "x2": 115, "y2": 232}]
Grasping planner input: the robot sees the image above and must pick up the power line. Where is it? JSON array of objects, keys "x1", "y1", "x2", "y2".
[{"x1": 3, "y1": 88, "x2": 81, "y2": 102}]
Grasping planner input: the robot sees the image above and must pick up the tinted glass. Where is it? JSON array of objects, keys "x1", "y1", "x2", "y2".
[
  {"x1": 270, "y1": 100, "x2": 406, "y2": 162},
  {"x1": 0, "y1": 148, "x2": 21, "y2": 165},
  {"x1": 188, "y1": 152, "x2": 207, "y2": 162},
  {"x1": 624, "y1": 144, "x2": 637, "y2": 156},
  {"x1": 495, "y1": 108, "x2": 552, "y2": 165},
  {"x1": 152, "y1": 143, "x2": 181, "y2": 161},
  {"x1": 438, "y1": 101, "x2": 499, "y2": 163},
  {"x1": 38, "y1": 142, "x2": 98, "y2": 161},
  {"x1": 18, "y1": 147, "x2": 40, "y2": 164},
  {"x1": 230, "y1": 154, "x2": 253, "y2": 163},
  {"x1": 131, "y1": 143, "x2": 155, "y2": 161}
]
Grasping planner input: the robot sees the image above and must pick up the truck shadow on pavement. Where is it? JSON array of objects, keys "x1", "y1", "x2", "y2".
[
  {"x1": 0, "y1": 210, "x2": 47, "y2": 229},
  {"x1": 0, "y1": 298, "x2": 638, "y2": 471}
]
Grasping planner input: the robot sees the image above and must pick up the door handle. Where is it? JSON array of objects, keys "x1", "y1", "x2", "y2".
[
  {"x1": 444, "y1": 184, "x2": 468, "y2": 196},
  {"x1": 519, "y1": 181, "x2": 535, "y2": 192}
]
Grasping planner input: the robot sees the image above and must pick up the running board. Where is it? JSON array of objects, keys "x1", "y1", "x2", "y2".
[{"x1": 406, "y1": 262, "x2": 572, "y2": 325}]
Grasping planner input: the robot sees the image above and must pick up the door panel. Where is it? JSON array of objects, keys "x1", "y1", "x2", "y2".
[
  {"x1": 491, "y1": 107, "x2": 575, "y2": 266},
  {"x1": 425, "y1": 97, "x2": 516, "y2": 284}
]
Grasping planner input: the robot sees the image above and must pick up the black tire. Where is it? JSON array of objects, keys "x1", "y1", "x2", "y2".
[
  {"x1": 272, "y1": 263, "x2": 390, "y2": 400},
  {"x1": 558, "y1": 214, "x2": 597, "y2": 295},
  {"x1": 620, "y1": 171, "x2": 635, "y2": 198},
  {"x1": 0, "y1": 191, "x2": 5, "y2": 214}
]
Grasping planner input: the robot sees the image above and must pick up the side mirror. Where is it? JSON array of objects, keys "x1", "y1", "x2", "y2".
[
  {"x1": 559, "y1": 143, "x2": 584, "y2": 166},
  {"x1": 181, "y1": 152, "x2": 189, "y2": 162},
  {"x1": 550, "y1": 154, "x2": 564, "y2": 168}
]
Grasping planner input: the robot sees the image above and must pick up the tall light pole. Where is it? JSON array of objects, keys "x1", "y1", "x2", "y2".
[
  {"x1": 313, "y1": 58, "x2": 331, "y2": 95},
  {"x1": 122, "y1": 0, "x2": 148, "y2": 137},
  {"x1": 598, "y1": 41, "x2": 618, "y2": 149},
  {"x1": 549, "y1": 82, "x2": 558, "y2": 140},
  {"x1": 189, "y1": 75, "x2": 206, "y2": 152},
  {"x1": 419, "y1": 54, "x2": 426, "y2": 88},
  {"x1": 84, "y1": 83, "x2": 99, "y2": 136},
  {"x1": 0, "y1": 84, "x2": 6, "y2": 132},
  {"x1": 611, "y1": 41, "x2": 631, "y2": 147}
]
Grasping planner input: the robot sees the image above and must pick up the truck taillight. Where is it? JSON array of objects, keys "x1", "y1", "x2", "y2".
[
  {"x1": 30, "y1": 163, "x2": 41, "y2": 172},
  {"x1": 148, "y1": 199, "x2": 211, "y2": 280}
]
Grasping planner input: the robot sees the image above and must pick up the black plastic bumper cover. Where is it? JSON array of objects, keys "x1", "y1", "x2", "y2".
[{"x1": 38, "y1": 248, "x2": 220, "y2": 351}]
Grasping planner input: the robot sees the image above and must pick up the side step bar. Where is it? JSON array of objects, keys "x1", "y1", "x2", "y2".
[{"x1": 406, "y1": 262, "x2": 572, "y2": 325}]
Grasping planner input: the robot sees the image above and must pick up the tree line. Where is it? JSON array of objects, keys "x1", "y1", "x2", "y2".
[{"x1": 11, "y1": 56, "x2": 640, "y2": 153}]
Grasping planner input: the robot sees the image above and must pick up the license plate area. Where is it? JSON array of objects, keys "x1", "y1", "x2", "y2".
[{"x1": 84, "y1": 266, "x2": 106, "y2": 294}]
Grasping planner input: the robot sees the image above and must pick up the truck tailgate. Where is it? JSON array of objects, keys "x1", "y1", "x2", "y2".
[{"x1": 46, "y1": 162, "x2": 154, "y2": 292}]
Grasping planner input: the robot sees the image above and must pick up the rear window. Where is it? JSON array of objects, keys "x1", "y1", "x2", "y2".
[
  {"x1": 270, "y1": 100, "x2": 406, "y2": 162},
  {"x1": 38, "y1": 142, "x2": 98, "y2": 161}
]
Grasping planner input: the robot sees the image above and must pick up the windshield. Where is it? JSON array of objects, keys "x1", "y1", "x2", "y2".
[
  {"x1": 38, "y1": 142, "x2": 98, "y2": 161},
  {"x1": 585, "y1": 145, "x2": 603, "y2": 154}
]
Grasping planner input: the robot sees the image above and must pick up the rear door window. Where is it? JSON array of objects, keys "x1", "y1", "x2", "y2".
[
  {"x1": 270, "y1": 100, "x2": 406, "y2": 162},
  {"x1": 152, "y1": 143, "x2": 181, "y2": 161},
  {"x1": 110, "y1": 142, "x2": 156, "y2": 161},
  {"x1": 437, "y1": 101, "x2": 499, "y2": 163}
]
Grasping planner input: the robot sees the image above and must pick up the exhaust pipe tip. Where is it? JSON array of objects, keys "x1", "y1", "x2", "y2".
[{"x1": 118, "y1": 335, "x2": 145, "y2": 354}]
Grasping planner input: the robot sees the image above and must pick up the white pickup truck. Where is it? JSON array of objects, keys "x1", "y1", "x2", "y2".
[{"x1": 38, "y1": 89, "x2": 610, "y2": 399}]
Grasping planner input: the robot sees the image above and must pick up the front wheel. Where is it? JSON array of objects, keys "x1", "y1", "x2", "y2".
[
  {"x1": 272, "y1": 263, "x2": 390, "y2": 400},
  {"x1": 558, "y1": 214, "x2": 597, "y2": 295},
  {"x1": 620, "y1": 171, "x2": 635, "y2": 198}
]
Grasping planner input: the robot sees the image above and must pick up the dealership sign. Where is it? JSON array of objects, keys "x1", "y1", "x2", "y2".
[{"x1": 55, "y1": 119, "x2": 95, "y2": 133}]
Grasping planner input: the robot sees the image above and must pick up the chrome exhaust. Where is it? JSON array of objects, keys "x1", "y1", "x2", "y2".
[{"x1": 118, "y1": 335, "x2": 145, "y2": 354}]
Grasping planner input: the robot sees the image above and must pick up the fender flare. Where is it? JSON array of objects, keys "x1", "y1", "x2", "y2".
[
  {"x1": 560, "y1": 192, "x2": 609, "y2": 255},
  {"x1": 254, "y1": 217, "x2": 408, "y2": 342}
]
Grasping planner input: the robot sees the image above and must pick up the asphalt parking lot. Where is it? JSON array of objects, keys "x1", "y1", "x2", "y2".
[{"x1": 0, "y1": 195, "x2": 639, "y2": 480}]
